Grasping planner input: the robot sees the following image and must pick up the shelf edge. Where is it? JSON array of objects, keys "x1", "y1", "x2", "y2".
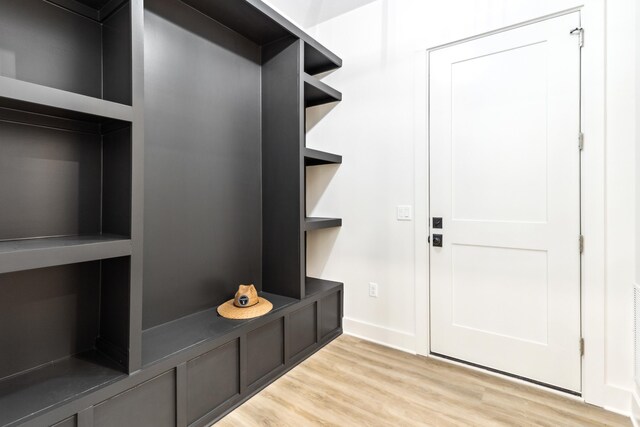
[
  {"x1": 304, "y1": 218, "x2": 342, "y2": 231},
  {"x1": 0, "y1": 238, "x2": 132, "y2": 274},
  {"x1": 304, "y1": 148, "x2": 342, "y2": 166},
  {"x1": 0, "y1": 76, "x2": 133, "y2": 122}
]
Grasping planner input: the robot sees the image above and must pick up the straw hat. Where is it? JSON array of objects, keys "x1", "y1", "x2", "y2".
[{"x1": 217, "y1": 284, "x2": 273, "y2": 319}]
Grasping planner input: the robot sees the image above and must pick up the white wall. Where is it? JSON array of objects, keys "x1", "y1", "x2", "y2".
[
  {"x1": 635, "y1": 0, "x2": 640, "y2": 421},
  {"x1": 264, "y1": 0, "x2": 636, "y2": 414},
  {"x1": 603, "y1": 0, "x2": 636, "y2": 413}
]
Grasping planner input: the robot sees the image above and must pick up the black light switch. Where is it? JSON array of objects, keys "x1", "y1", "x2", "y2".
[
  {"x1": 432, "y1": 217, "x2": 443, "y2": 229},
  {"x1": 432, "y1": 234, "x2": 443, "y2": 247}
]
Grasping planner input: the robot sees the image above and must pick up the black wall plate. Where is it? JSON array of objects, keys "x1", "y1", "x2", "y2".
[{"x1": 432, "y1": 217, "x2": 443, "y2": 229}]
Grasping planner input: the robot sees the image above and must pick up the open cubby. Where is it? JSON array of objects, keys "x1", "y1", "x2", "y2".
[
  {"x1": 0, "y1": 257, "x2": 131, "y2": 426},
  {"x1": 0, "y1": 106, "x2": 132, "y2": 243},
  {"x1": 304, "y1": 73, "x2": 342, "y2": 107},
  {"x1": 0, "y1": 351, "x2": 125, "y2": 427},
  {"x1": 0, "y1": 0, "x2": 132, "y2": 105},
  {"x1": 142, "y1": 0, "x2": 343, "y2": 327},
  {"x1": 304, "y1": 42, "x2": 341, "y2": 76}
]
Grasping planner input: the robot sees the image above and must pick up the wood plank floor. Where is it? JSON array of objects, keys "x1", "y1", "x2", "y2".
[{"x1": 216, "y1": 335, "x2": 630, "y2": 426}]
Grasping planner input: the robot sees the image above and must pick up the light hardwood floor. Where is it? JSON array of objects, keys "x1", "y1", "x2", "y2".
[{"x1": 216, "y1": 335, "x2": 630, "y2": 426}]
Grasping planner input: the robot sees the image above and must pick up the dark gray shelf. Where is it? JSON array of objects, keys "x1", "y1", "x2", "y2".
[
  {"x1": 0, "y1": 350, "x2": 126, "y2": 427},
  {"x1": 179, "y1": 0, "x2": 341, "y2": 74},
  {"x1": 304, "y1": 74, "x2": 342, "y2": 108},
  {"x1": 305, "y1": 277, "x2": 343, "y2": 298},
  {"x1": 141, "y1": 292, "x2": 298, "y2": 367},
  {"x1": 0, "y1": 76, "x2": 133, "y2": 123},
  {"x1": 304, "y1": 217, "x2": 342, "y2": 231},
  {"x1": 304, "y1": 43, "x2": 340, "y2": 76},
  {"x1": 0, "y1": 235, "x2": 131, "y2": 274},
  {"x1": 304, "y1": 148, "x2": 342, "y2": 166}
]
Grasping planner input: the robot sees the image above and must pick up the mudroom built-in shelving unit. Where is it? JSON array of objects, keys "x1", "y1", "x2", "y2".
[
  {"x1": 0, "y1": 0, "x2": 138, "y2": 425},
  {"x1": 0, "y1": 0, "x2": 343, "y2": 426}
]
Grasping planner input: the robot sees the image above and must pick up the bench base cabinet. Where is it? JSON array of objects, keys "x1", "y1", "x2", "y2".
[{"x1": 43, "y1": 289, "x2": 342, "y2": 427}]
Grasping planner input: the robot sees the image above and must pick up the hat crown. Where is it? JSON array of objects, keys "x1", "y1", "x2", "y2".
[{"x1": 233, "y1": 284, "x2": 259, "y2": 308}]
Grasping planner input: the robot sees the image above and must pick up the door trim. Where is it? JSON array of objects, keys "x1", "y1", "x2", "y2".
[{"x1": 414, "y1": 0, "x2": 612, "y2": 410}]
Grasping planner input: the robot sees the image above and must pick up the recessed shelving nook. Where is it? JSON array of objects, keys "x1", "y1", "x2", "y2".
[
  {"x1": 0, "y1": 0, "x2": 343, "y2": 426},
  {"x1": 0, "y1": 0, "x2": 132, "y2": 105},
  {"x1": 302, "y1": 50, "x2": 343, "y2": 301}
]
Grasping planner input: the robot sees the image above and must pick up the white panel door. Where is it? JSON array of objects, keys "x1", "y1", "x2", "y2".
[{"x1": 429, "y1": 12, "x2": 581, "y2": 392}]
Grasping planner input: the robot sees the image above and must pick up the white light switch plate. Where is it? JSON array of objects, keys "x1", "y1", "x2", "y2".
[
  {"x1": 397, "y1": 205, "x2": 412, "y2": 221},
  {"x1": 369, "y1": 282, "x2": 378, "y2": 298}
]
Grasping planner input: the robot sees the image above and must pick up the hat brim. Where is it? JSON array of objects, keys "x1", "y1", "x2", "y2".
[{"x1": 217, "y1": 297, "x2": 273, "y2": 319}]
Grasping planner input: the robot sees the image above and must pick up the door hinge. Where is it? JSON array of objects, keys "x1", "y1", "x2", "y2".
[
  {"x1": 578, "y1": 132, "x2": 584, "y2": 151},
  {"x1": 580, "y1": 337, "x2": 585, "y2": 356},
  {"x1": 570, "y1": 27, "x2": 584, "y2": 47},
  {"x1": 579, "y1": 235, "x2": 584, "y2": 253}
]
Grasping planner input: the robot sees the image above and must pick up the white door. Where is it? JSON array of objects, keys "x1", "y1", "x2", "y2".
[{"x1": 429, "y1": 12, "x2": 582, "y2": 392}]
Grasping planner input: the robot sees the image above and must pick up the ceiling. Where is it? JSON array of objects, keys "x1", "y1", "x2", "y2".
[{"x1": 265, "y1": 0, "x2": 377, "y2": 28}]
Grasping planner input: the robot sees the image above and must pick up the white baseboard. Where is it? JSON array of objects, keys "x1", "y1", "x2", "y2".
[
  {"x1": 343, "y1": 317, "x2": 416, "y2": 354},
  {"x1": 631, "y1": 387, "x2": 640, "y2": 427},
  {"x1": 600, "y1": 383, "x2": 632, "y2": 417}
]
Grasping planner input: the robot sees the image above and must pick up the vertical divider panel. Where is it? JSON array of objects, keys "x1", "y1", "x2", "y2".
[
  {"x1": 239, "y1": 335, "x2": 248, "y2": 394},
  {"x1": 301, "y1": 42, "x2": 309, "y2": 296},
  {"x1": 284, "y1": 313, "x2": 291, "y2": 364},
  {"x1": 316, "y1": 299, "x2": 322, "y2": 343},
  {"x1": 298, "y1": 43, "x2": 307, "y2": 299},
  {"x1": 339, "y1": 289, "x2": 344, "y2": 329},
  {"x1": 176, "y1": 363, "x2": 187, "y2": 427},
  {"x1": 262, "y1": 37, "x2": 305, "y2": 299},
  {"x1": 128, "y1": 0, "x2": 145, "y2": 373}
]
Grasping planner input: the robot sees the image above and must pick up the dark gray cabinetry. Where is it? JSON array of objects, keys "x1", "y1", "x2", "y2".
[
  {"x1": 246, "y1": 320, "x2": 285, "y2": 386},
  {"x1": 94, "y1": 372, "x2": 176, "y2": 427},
  {"x1": 289, "y1": 303, "x2": 318, "y2": 359},
  {"x1": 0, "y1": 0, "x2": 343, "y2": 426},
  {"x1": 186, "y1": 340, "x2": 240, "y2": 425}
]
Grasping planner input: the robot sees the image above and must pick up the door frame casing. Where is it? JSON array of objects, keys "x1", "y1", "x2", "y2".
[{"x1": 414, "y1": 1, "x2": 612, "y2": 409}]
